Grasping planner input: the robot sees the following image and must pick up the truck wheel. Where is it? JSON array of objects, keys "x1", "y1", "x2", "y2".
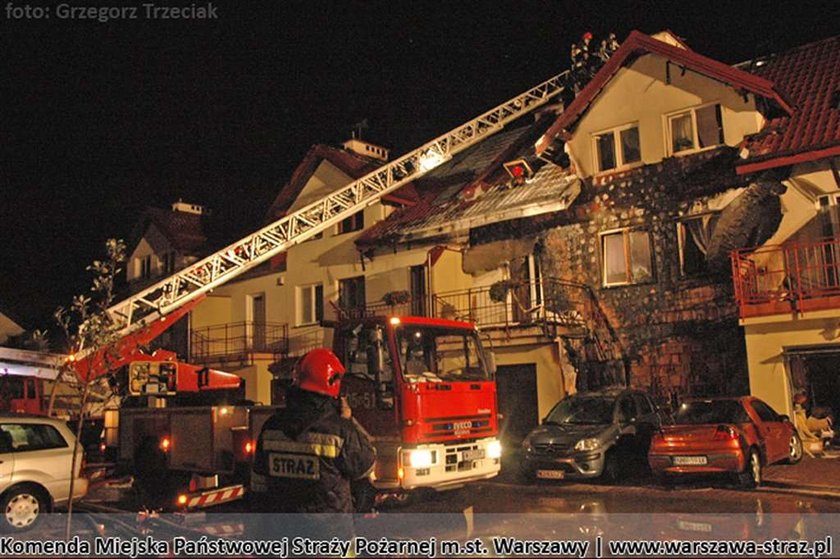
[{"x1": 0, "y1": 485, "x2": 48, "y2": 532}]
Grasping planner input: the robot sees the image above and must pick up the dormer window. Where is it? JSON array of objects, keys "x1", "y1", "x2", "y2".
[
  {"x1": 667, "y1": 103, "x2": 724, "y2": 155},
  {"x1": 592, "y1": 123, "x2": 641, "y2": 173}
]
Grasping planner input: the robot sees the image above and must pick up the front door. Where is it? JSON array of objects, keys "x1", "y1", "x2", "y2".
[
  {"x1": 250, "y1": 294, "x2": 266, "y2": 352},
  {"x1": 495, "y1": 364, "x2": 538, "y2": 448}
]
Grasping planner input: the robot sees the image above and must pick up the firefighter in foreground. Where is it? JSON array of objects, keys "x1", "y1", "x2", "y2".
[{"x1": 250, "y1": 348, "x2": 376, "y2": 513}]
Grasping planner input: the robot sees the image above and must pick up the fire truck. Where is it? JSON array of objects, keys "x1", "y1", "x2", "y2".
[{"x1": 18, "y1": 65, "x2": 569, "y2": 508}]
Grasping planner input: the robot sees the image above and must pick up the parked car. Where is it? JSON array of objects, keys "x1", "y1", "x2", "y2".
[
  {"x1": 520, "y1": 388, "x2": 661, "y2": 482},
  {"x1": 0, "y1": 415, "x2": 88, "y2": 531},
  {"x1": 648, "y1": 397, "x2": 802, "y2": 488}
]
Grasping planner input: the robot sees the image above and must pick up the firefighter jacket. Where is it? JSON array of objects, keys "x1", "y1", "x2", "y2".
[{"x1": 250, "y1": 388, "x2": 376, "y2": 513}]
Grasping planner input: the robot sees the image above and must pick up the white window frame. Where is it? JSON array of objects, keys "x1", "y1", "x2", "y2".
[
  {"x1": 591, "y1": 122, "x2": 642, "y2": 174},
  {"x1": 665, "y1": 102, "x2": 725, "y2": 156},
  {"x1": 296, "y1": 283, "x2": 323, "y2": 326},
  {"x1": 600, "y1": 227, "x2": 653, "y2": 287}
]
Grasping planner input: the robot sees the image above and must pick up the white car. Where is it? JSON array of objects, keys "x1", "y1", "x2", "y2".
[{"x1": 0, "y1": 415, "x2": 88, "y2": 531}]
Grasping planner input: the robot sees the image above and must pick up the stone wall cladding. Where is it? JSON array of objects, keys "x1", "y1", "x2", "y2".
[{"x1": 538, "y1": 148, "x2": 750, "y2": 400}]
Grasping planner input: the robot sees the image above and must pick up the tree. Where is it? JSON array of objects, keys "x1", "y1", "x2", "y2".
[{"x1": 53, "y1": 238, "x2": 126, "y2": 540}]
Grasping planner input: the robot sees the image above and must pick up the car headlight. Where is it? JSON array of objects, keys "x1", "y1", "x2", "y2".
[
  {"x1": 407, "y1": 449, "x2": 433, "y2": 468},
  {"x1": 574, "y1": 437, "x2": 601, "y2": 452},
  {"x1": 487, "y1": 440, "x2": 502, "y2": 459}
]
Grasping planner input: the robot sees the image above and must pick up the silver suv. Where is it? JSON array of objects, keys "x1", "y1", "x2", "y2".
[
  {"x1": 0, "y1": 415, "x2": 88, "y2": 531},
  {"x1": 520, "y1": 388, "x2": 661, "y2": 482}
]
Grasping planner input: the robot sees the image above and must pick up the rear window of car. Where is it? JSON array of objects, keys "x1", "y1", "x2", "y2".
[
  {"x1": 674, "y1": 401, "x2": 750, "y2": 425},
  {"x1": 0, "y1": 423, "x2": 68, "y2": 452}
]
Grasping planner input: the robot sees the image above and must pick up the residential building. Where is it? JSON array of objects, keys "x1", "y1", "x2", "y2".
[
  {"x1": 126, "y1": 201, "x2": 211, "y2": 357},
  {"x1": 726, "y1": 36, "x2": 840, "y2": 418}
]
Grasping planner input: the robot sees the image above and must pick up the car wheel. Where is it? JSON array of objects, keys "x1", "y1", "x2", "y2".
[
  {"x1": 785, "y1": 432, "x2": 803, "y2": 465},
  {"x1": 738, "y1": 449, "x2": 762, "y2": 489},
  {"x1": 0, "y1": 485, "x2": 48, "y2": 532}
]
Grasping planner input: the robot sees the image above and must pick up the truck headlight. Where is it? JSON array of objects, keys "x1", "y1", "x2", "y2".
[
  {"x1": 407, "y1": 449, "x2": 433, "y2": 468},
  {"x1": 574, "y1": 438, "x2": 601, "y2": 452},
  {"x1": 487, "y1": 440, "x2": 502, "y2": 459}
]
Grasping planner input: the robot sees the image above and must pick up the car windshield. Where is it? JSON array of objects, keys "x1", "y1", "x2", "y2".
[
  {"x1": 544, "y1": 396, "x2": 615, "y2": 425},
  {"x1": 395, "y1": 325, "x2": 490, "y2": 382},
  {"x1": 674, "y1": 400, "x2": 749, "y2": 425}
]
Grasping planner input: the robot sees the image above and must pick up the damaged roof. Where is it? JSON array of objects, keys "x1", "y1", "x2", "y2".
[
  {"x1": 356, "y1": 124, "x2": 580, "y2": 248},
  {"x1": 738, "y1": 36, "x2": 840, "y2": 174}
]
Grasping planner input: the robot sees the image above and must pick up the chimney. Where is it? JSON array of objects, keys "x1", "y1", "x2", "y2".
[
  {"x1": 171, "y1": 200, "x2": 208, "y2": 215},
  {"x1": 342, "y1": 138, "x2": 390, "y2": 162}
]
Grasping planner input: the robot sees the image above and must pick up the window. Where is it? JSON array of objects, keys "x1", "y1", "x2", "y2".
[
  {"x1": 750, "y1": 400, "x2": 780, "y2": 423},
  {"x1": 138, "y1": 255, "x2": 152, "y2": 280},
  {"x1": 338, "y1": 211, "x2": 364, "y2": 234},
  {"x1": 668, "y1": 103, "x2": 724, "y2": 154},
  {"x1": 162, "y1": 252, "x2": 176, "y2": 274},
  {"x1": 0, "y1": 423, "x2": 68, "y2": 452},
  {"x1": 297, "y1": 283, "x2": 323, "y2": 325},
  {"x1": 339, "y1": 276, "x2": 366, "y2": 312},
  {"x1": 601, "y1": 229, "x2": 653, "y2": 286},
  {"x1": 677, "y1": 213, "x2": 719, "y2": 277},
  {"x1": 592, "y1": 123, "x2": 641, "y2": 173}
]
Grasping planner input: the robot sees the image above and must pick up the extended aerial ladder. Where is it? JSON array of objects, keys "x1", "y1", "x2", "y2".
[{"x1": 73, "y1": 69, "x2": 569, "y2": 380}]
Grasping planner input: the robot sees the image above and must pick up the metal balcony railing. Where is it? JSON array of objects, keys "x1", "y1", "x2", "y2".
[
  {"x1": 732, "y1": 237, "x2": 840, "y2": 318},
  {"x1": 190, "y1": 321, "x2": 289, "y2": 364},
  {"x1": 433, "y1": 278, "x2": 595, "y2": 334}
]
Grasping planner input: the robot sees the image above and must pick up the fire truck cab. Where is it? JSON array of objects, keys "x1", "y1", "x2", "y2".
[{"x1": 336, "y1": 315, "x2": 501, "y2": 492}]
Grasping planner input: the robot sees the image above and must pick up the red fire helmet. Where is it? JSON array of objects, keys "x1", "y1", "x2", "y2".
[
  {"x1": 582, "y1": 31, "x2": 593, "y2": 41},
  {"x1": 293, "y1": 348, "x2": 346, "y2": 398}
]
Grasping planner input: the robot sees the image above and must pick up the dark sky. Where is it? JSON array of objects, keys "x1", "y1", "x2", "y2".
[{"x1": 1, "y1": 0, "x2": 838, "y2": 328}]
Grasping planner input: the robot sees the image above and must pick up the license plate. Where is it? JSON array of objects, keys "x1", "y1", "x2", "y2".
[
  {"x1": 674, "y1": 456, "x2": 708, "y2": 466},
  {"x1": 269, "y1": 453, "x2": 320, "y2": 479},
  {"x1": 537, "y1": 469, "x2": 565, "y2": 479},
  {"x1": 461, "y1": 449, "x2": 485, "y2": 461}
]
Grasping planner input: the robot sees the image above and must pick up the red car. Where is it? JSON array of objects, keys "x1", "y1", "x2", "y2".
[{"x1": 648, "y1": 397, "x2": 802, "y2": 488}]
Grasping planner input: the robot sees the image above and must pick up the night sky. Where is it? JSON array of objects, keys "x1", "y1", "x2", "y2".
[{"x1": 2, "y1": 0, "x2": 838, "y2": 329}]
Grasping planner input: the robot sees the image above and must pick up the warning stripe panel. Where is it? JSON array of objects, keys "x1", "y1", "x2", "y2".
[{"x1": 186, "y1": 485, "x2": 244, "y2": 509}]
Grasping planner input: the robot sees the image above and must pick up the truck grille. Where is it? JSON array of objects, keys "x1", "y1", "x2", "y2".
[{"x1": 425, "y1": 414, "x2": 493, "y2": 440}]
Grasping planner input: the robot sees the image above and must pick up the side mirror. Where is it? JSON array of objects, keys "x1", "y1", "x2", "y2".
[{"x1": 485, "y1": 351, "x2": 497, "y2": 376}]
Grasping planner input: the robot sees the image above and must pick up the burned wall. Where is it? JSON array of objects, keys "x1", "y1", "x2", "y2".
[{"x1": 536, "y1": 149, "x2": 757, "y2": 401}]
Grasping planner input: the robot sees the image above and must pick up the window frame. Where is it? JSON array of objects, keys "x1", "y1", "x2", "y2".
[
  {"x1": 296, "y1": 283, "x2": 324, "y2": 326},
  {"x1": 338, "y1": 275, "x2": 366, "y2": 312},
  {"x1": 600, "y1": 227, "x2": 655, "y2": 287},
  {"x1": 665, "y1": 102, "x2": 725, "y2": 156},
  {"x1": 337, "y1": 211, "x2": 364, "y2": 235},
  {"x1": 591, "y1": 122, "x2": 642, "y2": 174}
]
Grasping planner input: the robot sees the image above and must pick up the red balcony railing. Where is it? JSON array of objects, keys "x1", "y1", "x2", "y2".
[
  {"x1": 191, "y1": 321, "x2": 289, "y2": 364},
  {"x1": 732, "y1": 237, "x2": 840, "y2": 318}
]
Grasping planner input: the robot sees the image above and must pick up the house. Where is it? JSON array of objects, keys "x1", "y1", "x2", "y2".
[
  {"x1": 725, "y1": 36, "x2": 840, "y2": 418},
  {"x1": 126, "y1": 201, "x2": 212, "y2": 357},
  {"x1": 188, "y1": 141, "x2": 386, "y2": 403}
]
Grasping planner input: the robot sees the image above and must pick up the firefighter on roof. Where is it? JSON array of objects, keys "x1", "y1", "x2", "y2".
[{"x1": 250, "y1": 348, "x2": 376, "y2": 513}]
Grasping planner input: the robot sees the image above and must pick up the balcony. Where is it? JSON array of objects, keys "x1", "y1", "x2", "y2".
[
  {"x1": 190, "y1": 321, "x2": 289, "y2": 366},
  {"x1": 732, "y1": 238, "x2": 840, "y2": 319}
]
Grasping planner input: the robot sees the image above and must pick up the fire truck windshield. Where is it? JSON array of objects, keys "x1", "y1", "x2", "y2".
[{"x1": 396, "y1": 325, "x2": 490, "y2": 382}]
